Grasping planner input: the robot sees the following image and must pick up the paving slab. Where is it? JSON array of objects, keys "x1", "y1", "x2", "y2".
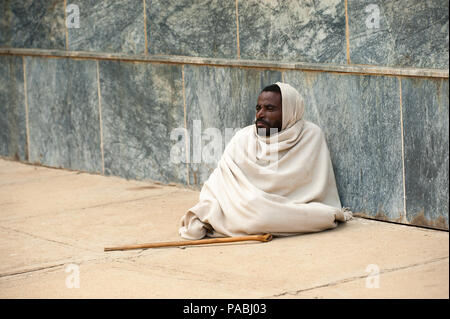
[
  {"x1": 0, "y1": 160, "x2": 189, "y2": 221},
  {"x1": 1, "y1": 187, "x2": 198, "y2": 250},
  {"x1": 0, "y1": 158, "x2": 448, "y2": 299},
  {"x1": 277, "y1": 258, "x2": 449, "y2": 299},
  {"x1": 0, "y1": 258, "x2": 264, "y2": 299},
  {"x1": 0, "y1": 227, "x2": 88, "y2": 277}
]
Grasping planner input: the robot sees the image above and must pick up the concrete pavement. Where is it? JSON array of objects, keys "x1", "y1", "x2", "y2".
[{"x1": 0, "y1": 158, "x2": 448, "y2": 298}]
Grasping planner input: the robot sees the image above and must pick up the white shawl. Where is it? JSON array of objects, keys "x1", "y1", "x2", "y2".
[{"x1": 179, "y1": 82, "x2": 352, "y2": 239}]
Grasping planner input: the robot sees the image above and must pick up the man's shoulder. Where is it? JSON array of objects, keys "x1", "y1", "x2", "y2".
[
  {"x1": 224, "y1": 125, "x2": 253, "y2": 149},
  {"x1": 300, "y1": 120, "x2": 329, "y2": 146},
  {"x1": 303, "y1": 120, "x2": 325, "y2": 137},
  {"x1": 233, "y1": 125, "x2": 253, "y2": 139}
]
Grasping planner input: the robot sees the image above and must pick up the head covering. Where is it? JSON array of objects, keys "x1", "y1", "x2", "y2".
[
  {"x1": 179, "y1": 82, "x2": 352, "y2": 239},
  {"x1": 276, "y1": 82, "x2": 305, "y2": 130}
]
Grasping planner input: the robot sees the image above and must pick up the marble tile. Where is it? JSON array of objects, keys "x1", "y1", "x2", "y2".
[
  {"x1": 184, "y1": 65, "x2": 281, "y2": 187},
  {"x1": 402, "y1": 78, "x2": 449, "y2": 229},
  {"x1": 68, "y1": 0, "x2": 145, "y2": 54},
  {"x1": 98, "y1": 60, "x2": 186, "y2": 184},
  {"x1": 0, "y1": 55, "x2": 27, "y2": 161},
  {"x1": 25, "y1": 57, "x2": 102, "y2": 173},
  {"x1": 348, "y1": 0, "x2": 449, "y2": 69},
  {"x1": 284, "y1": 71, "x2": 404, "y2": 221},
  {"x1": 146, "y1": 0, "x2": 237, "y2": 58},
  {"x1": 0, "y1": 0, "x2": 65, "y2": 49},
  {"x1": 238, "y1": 0, "x2": 346, "y2": 63}
]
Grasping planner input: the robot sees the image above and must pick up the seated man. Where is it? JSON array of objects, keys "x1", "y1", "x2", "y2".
[{"x1": 179, "y1": 82, "x2": 352, "y2": 239}]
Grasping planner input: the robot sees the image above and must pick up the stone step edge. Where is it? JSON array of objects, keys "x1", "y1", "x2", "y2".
[{"x1": 1, "y1": 48, "x2": 448, "y2": 79}]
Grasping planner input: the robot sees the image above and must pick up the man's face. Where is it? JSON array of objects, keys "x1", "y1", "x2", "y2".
[{"x1": 255, "y1": 91, "x2": 282, "y2": 136}]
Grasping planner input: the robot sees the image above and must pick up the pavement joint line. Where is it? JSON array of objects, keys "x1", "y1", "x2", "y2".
[
  {"x1": 0, "y1": 263, "x2": 68, "y2": 279},
  {"x1": 112, "y1": 258, "x2": 249, "y2": 288},
  {"x1": 1, "y1": 254, "x2": 447, "y2": 293},
  {"x1": 0, "y1": 252, "x2": 143, "y2": 280},
  {"x1": 0, "y1": 256, "x2": 101, "y2": 280},
  {"x1": 0, "y1": 172, "x2": 78, "y2": 188},
  {"x1": 102, "y1": 248, "x2": 267, "y2": 286},
  {"x1": 265, "y1": 256, "x2": 449, "y2": 298},
  {"x1": 0, "y1": 225, "x2": 98, "y2": 253},
  {"x1": 0, "y1": 249, "x2": 184, "y2": 281},
  {"x1": 354, "y1": 215, "x2": 449, "y2": 233},
  {"x1": 0, "y1": 189, "x2": 184, "y2": 223},
  {"x1": 0, "y1": 157, "x2": 103, "y2": 177},
  {"x1": 77, "y1": 190, "x2": 182, "y2": 210},
  {"x1": 0, "y1": 232, "x2": 170, "y2": 280}
]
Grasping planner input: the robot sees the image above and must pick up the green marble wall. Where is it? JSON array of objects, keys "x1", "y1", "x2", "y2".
[
  {"x1": 0, "y1": 55, "x2": 26, "y2": 161},
  {"x1": 402, "y1": 78, "x2": 449, "y2": 229},
  {"x1": 348, "y1": 0, "x2": 449, "y2": 69},
  {"x1": 25, "y1": 57, "x2": 102, "y2": 173},
  {"x1": 2, "y1": 0, "x2": 447, "y2": 67},
  {"x1": 238, "y1": 0, "x2": 347, "y2": 63},
  {"x1": 99, "y1": 60, "x2": 186, "y2": 183},
  {"x1": 68, "y1": 0, "x2": 145, "y2": 54},
  {"x1": 0, "y1": 0, "x2": 65, "y2": 50},
  {"x1": 147, "y1": 0, "x2": 237, "y2": 58}
]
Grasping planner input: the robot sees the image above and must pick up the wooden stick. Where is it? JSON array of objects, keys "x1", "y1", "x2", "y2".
[{"x1": 104, "y1": 233, "x2": 273, "y2": 252}]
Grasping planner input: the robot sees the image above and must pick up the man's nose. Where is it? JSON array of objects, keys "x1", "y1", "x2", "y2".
[{"x1": 256, "y1": 108, "x2": 265, "y2": 119}]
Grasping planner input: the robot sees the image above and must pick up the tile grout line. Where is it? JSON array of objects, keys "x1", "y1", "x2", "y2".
[
  {"x1": 345, "y1": 0, "x2": 351, "y2": 64},
  {"x1": 143, "y1": 0, "x2": 148, "y2": 55},
  {"x1": 22, "y1": 56, "x2": 31, "y2": 162},
  {"x1": 96, "y1": 61, "x2": 105, "y2": 175},
  {"x1": 181, "y1": 65, "x2": 190, "y2": 186},
  {"x1": 64, "y1": 0, "x2": 69, "y2": 51},
  {"x1": 398, "y1": 77, "x2": 407, "y2": 222},
  {"x1": 235, "y1": 0, "x2": 241, "y2": 59}
]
